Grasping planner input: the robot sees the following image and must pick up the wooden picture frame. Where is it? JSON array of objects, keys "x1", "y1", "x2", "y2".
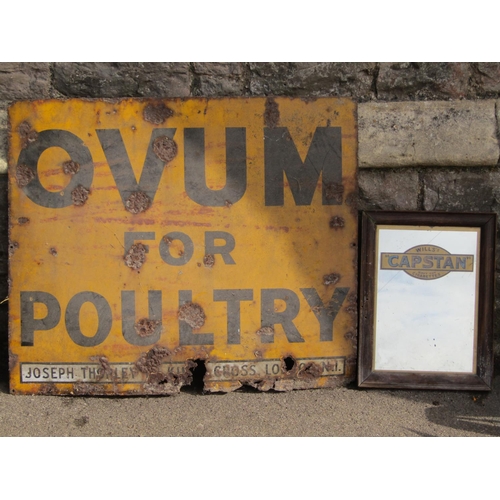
[{"x1": 358, "y1": 211, "x2": 496, "y2": 390}]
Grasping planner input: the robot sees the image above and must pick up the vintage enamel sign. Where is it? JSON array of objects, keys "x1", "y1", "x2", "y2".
[{"x1": 8, "y1": 97, "x2": 358, "y2": 395}]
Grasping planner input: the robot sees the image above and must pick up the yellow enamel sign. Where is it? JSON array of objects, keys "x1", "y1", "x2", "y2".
[{"x1": 8, "y1": 97, "x2": 358, "y2": 395}]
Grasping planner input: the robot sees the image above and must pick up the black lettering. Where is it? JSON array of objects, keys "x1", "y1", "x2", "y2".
[
  {"x1": 65, "y1": 292, "x2": 112, "y2": 347},
  {"x1": 25, "y1": 367, "x2": 32, "y2": 379},
  {"x1": 443, "y1": 257, "x2": 454, "y2": 269},
  {"x1": 17, "y1": 130, "x2": 94, "y2": 208},
  {"x1": 96, "y1": 128, "x2": 175, "y2": 206},
  {"x1": 301, "y1": 287, "x2": 349, "y2": 341},
  {"x1": 33, "y1": 368, "x2": 40, "y2": 378},
  {"x1": 400, "y1": 255, "x2": 410, "y2": 268},
  {"x1": 260, "y1": 289, "x2": 305, "y2": 343},
  {"x1": 159, "y1": 231, "x2": 194, "y2": 266},
  {"x1": 213, "y1": 289, "x2": 253, "y2": 344},
  {"x1": 264, "y1": 127, "x2": 342, "y2": 206},
  {"x1": 122, "y1": 290, "x2": 162, "y2": 346},
  {"x1": 42, "y1": 367, "x2": 49, "y2": 379},
  {"x1": 67, "y1": 367, "x2": 74, "y2": 378},
  {"x1": 184, "y1": 128, "x2": 247, "y2": 206},
  {"x1": 205, "y1": 231, "x2": 236, "y2": 265},
  {"x1": 423, "y1": 256, "x2": 433, "y2": 268},
  {"x1": 21, "y1": 291, "x2": 61, "y2": 346},
  {"x1": 434, "y1": 255, "x2": 444, "y2": 268},
  {"x1": 178, "y1": 290, "x2": 214, "y2": 346}
]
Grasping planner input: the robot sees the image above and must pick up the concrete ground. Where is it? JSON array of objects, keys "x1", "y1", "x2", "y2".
[{"x1": 0, "y1": 372, "x2": 499, "y2": 436}]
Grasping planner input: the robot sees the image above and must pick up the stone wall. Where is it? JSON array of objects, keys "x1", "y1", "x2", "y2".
[{"x1": 2, "y1": 62, "x2": 500, "y2": 381}]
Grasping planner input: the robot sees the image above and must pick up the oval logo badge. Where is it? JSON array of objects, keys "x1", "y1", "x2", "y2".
[{"x1": 380, "y1": 244, "x2": 474, "y2": 280}]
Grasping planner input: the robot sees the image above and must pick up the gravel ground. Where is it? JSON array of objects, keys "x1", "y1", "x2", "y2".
[{"x1": 0, "y1": 373, "x2": 499, "y2": 437}]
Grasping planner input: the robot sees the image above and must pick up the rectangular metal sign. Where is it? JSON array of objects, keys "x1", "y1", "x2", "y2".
[{"x1": 8, "y1": 97, "x2": 358, "y2": 395}]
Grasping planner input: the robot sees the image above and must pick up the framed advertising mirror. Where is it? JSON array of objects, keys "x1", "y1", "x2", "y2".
[{"x1": 358, "y1": 211, "x2": 496, "y2": 390}]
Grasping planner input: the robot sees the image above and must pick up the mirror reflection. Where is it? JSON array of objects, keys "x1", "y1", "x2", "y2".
[{"x1": 374, "y1": 226, "x2": 479, "y2": 373}]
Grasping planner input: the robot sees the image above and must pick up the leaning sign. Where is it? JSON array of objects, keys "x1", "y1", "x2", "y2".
[{"x1": 8, "y1": 98, "x2": 358, "y2": 395}]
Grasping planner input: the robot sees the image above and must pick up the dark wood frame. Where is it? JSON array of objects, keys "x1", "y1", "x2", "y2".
[{"x1": 358, "y1": 211, "x2": 496, "y2": 391}]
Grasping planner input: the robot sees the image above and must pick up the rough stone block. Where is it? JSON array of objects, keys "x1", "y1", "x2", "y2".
[
  {"x1": 471, "y1": 63, "x2": 500, "y2": 96},
  {"x1": 195, "y1": 77, "x2": 244, "y2": 96},
  {"x1": 53, "y1": 62, "x2": 190, "y2": 98},
  {"x1": 359, "y1": 100, "x2": 499, "y2": 168},
  {"x1": 192, "y1": 63, "x2": 245, "y2": 96},
  {"x1": 248, "y1": 62, "x2": 376, "y2": 99},
  {"x1": 377, "y1": 62, "x2": 470, "y2": 100},
  {"x1": 192, "y1": 63, "x2": 244, "y2": 76},
  {"x1": 0, "y1": 63, "x2": 51, "y2": 101},
  {"x1": 422, "y1": 169, "x2": 500, "y2": 213},
  {"x1": 358, "y1": 169, "x2": 419, "y2": 211}
]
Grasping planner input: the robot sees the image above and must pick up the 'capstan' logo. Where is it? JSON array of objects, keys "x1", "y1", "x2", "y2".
[{"x1": 380, "y1": 244, "x2": 474, "y2": 280}]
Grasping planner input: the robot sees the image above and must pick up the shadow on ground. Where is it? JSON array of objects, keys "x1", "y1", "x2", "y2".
[{"x1": 364, "y1": 364, "x2": 500, "y2": 436}]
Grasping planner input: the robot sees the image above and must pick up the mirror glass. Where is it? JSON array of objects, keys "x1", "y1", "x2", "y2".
[{"x1": 374, "y1": 226, "x2": 480, "y2": 373}]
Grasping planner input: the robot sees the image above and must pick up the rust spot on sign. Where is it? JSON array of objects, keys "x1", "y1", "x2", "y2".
[
  {"x1": 90, "y1": 355, "x2": 116, "y2": 382},
  {"x1": 124, "y1": 242, "x2": 147, "y2": 270},
  {"x1": 134, "y1": 346, "x2": 197, "y2": 394},
  {"x1": 256, "y1": 326, "x2": 274, "y2": 336},
  {"x1": 298, "y1": 361, "x2": 323, "y2": 379},
  {"x1": 17, "y1": 217, "x2": 30, "y2": 225},
  {"x1": 8, "y1": 241, "x2": 19, "y2": 256},
  {"x1": 178, "y1": 302, "x2": 206, "y2": 329},
  {"x1": 325, "y1": 182, "x2": 344, "y2": 203},
  {"x1": 344, "y1": 330, "x2": 358, "y2": 349},
  {"x1": 225, "y1": 200, "x2": 233, "y2": 208},
  {"x1": 143, "y1": 102, "x2": 174, "y2": 125},
  {"x1": 125, "y1": 190, "x2": 151, "y2": 214},
  {"x1": 9, "y1": 352, "x2": 18, "y2": 372},
  {"x1": 49, "y1": 247, "x2": 58, "y2": 256},
  {"x1": 18, "y1": 121, "x2": 38, "y2": 148},
  {"x1": 264, "y1": 97, "x2": 280, "y2": 128},
  {"x1": 15, "y1": 164, "x2": 35, "y2": 188},
  {"x1": 73, "y1": 383, "x2": 106, "y2": 396},
  {"x1": 135, "y1": 318, "x2": 160, "y2": 338},
  {"x1": 38, "y1": 383, "x2": 59, "y2": 396},
  {"x1": 153, "y1": 136, "x2": 178, "y2": 163},
  {"x1": 62, "y1": 160, "x2": 80, "y2": 175},
  {"x1": 329, "y1": 216, "x2": 345, "y2": 229},
  {"x1": 323, "y1": 273, "x2": 340, "y2": 286},
  {"x1": 203, "y1": 254, "x2": 215, "y2": 268},
  {"x1": 345, "y1": 305, "x2": 357, "y2": 317},
  {"x1": 71, "y1": 185, "x2": 90, "y2": 206},
  {"x1": 135, "y1": 345, "x2": 171, "y2": 376}
]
